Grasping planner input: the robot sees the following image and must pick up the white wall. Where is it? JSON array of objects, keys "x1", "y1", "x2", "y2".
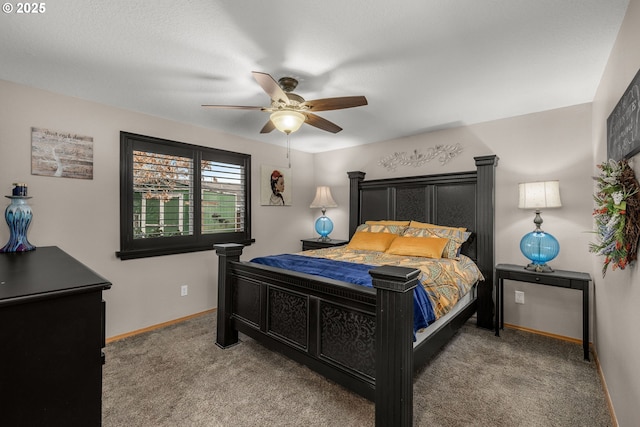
[
  {"x1": 315, "y1": 103, "x2": 595, "y2": 341},
  {"x1": 0, "y1": 79, "x2": 316, "y2": 338},
  {"x1": 592, "y1": 0, "x2": 640, "y2": 424}
]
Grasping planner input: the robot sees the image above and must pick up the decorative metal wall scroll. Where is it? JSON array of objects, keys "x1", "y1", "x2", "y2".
[{"x1": 378, "y1": 143, "x2": 463, "y2": 171}]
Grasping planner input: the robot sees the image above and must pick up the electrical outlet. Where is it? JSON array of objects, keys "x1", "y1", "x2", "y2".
[
  {"x1": 181, "y1": 285, "x2": 188, "y2": 297},
  {"x1": 515, "y1": 290, "x2": 525, "y2": 304}
]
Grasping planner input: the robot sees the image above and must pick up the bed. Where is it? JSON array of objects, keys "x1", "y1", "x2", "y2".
[{"x1": 214, "y1": 155, "x2": 498, "y2": 426}]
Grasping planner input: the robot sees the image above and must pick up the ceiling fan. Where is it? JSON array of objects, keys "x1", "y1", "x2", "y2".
[{"x1": 202, "y1": 71, "x2": 368, "y2": 134}]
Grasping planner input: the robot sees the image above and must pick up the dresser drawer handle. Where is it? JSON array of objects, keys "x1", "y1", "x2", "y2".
[{"x1": 535, "y1": 277, "x2": 540, "y2": 281}]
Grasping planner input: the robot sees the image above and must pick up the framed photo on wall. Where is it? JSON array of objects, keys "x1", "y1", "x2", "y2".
[{"x1": 261, "y1": 165, "x2": 291, "y2": 206}]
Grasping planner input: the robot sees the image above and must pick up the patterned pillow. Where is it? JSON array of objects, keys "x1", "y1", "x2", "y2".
[
  {"x1": 356, "y1": 223, "x2": 407, "y2": 235},
  {"x1": 402, "y1": 226, "x2": 471, "y2": 259},
  {"x1": 408, "y1": 220, "x2": 467, "y2": 232},
  {"x1": 365, "y1": 220, "x2": 411, "y2": 226}
]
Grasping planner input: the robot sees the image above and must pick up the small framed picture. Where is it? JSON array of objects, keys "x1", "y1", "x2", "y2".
[{"x1": 261, "y1": 165, "x2": 291, "y2": 206}]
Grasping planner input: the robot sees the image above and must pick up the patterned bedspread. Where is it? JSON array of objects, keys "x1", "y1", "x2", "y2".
[{"x1": 301, "y1": 246, "x2": 484, "y2": 320}]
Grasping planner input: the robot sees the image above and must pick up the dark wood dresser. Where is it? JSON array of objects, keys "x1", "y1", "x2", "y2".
[{"x1": 0, "y1": 246, "x2": 111, "y2": 426}]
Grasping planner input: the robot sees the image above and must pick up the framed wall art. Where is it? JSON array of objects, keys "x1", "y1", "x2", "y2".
[
  {"x1": 607, "y1": 68, "x2": 640, "y2": 161},
  {"x1": 31, "y1": 127, "x2": 94, "y2": 179},
  {"x1": 260, "y1": 165, "x2": 291, "y2": 206}
]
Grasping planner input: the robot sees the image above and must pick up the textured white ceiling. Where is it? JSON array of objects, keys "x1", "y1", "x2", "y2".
[{"x1": 0, "y1": 0, "x2": 629, "y2": 152}]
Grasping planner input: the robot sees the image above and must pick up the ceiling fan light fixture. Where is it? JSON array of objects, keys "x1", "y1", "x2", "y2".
[
  {"x1": 270, "y1": 110, "x2": 305, "y2": 134},
  {"x1": 204, "y1": 72, "x2": 367, "y2": 134}
]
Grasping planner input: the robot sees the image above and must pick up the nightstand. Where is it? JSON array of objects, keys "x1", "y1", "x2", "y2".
[
  {"x1": 494, "y1": 263, "x2": 591, "y2": 360},
  {"x1": 301, "y1": 238, "x2": 348, "y2": 251}
]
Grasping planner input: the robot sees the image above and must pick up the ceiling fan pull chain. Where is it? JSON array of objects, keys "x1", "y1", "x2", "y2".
[{"x1": 287, "y1": 134, "x2": 291, "y2": 168}]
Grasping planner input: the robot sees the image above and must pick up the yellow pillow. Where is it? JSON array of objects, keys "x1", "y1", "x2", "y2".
[
  {"x1": 385, "y1": 236, "x2": 449, "y2": 258},
  {"x1": 365, "y1": 220, "x2": 411, "y2": 226},
  {"x1": 347, "y1": 231, "x2": 398, "y2": 252},
  {"x1": 408, "y1": 220, "x2": 467, "y2": 232}
]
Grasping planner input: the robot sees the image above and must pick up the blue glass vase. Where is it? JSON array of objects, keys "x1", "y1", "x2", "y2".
[
  {"x1": 315, "y1": 215, "x2": 334, "y2": 242},
  {"x1": 1, "y1": 196, "x2": 36, "y2": 253},
  {"x1": 520, "y1": 230, "x2": 558, "y2": 272}
]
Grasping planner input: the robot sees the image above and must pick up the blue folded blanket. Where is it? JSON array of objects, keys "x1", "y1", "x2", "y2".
[{"x1": 250, "y1": 254, "x2": 435, "y2": 334}]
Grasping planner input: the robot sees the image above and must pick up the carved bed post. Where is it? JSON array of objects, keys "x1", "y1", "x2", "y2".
[
  {"x1": 473, "y1": 155, "x2": 498, "y2": 329},
  {"x1": 214, "y1": 243, "x2": 244, "y2": 348},
  {"x1": 370, "y1": 265, "x2": 420, "y2": 427},
  {"x1": 347, "y1": 171, "x2": 366, "y2": 239}
]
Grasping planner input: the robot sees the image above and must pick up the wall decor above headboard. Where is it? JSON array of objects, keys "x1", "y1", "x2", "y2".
[{"x1": 378, "y1": 143, "x2": 463, "y2": 171}]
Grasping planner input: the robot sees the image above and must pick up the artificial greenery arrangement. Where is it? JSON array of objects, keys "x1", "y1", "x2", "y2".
[{"x1": 590, "y1": 159, "x2": 640, "y2": 277}]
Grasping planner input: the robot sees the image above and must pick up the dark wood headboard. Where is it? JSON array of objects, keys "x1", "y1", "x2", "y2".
[{"x1": 347, "y1": 155, "x2": 498, "y2": 328}]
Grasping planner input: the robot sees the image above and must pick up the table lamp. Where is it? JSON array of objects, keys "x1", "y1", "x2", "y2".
[
  {"x1": 310, "y1": 186, "x2": 338, "y2": 241},
  {"x1": 518, "y1": 180, "x2": 562, "y2": 272}
]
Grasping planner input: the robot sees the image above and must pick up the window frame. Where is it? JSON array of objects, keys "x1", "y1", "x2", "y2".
[{"x1": 117, "y1": 132, "x2": 252, "y2": 260}]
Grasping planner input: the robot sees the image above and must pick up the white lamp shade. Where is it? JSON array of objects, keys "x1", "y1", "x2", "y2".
[
  {"x1": 310, "y1": 186, "x2": 337, "y2": 209},
  {"x1": 270, "y1": 110, "x2": 305, "y2": 134},
  {"x1": 518, "y1": 181, "x2": 562, "y2": 209}
]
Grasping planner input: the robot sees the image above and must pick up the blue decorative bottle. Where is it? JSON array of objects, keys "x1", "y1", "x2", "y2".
[{"x1": 1, "y1": 183, "x2": 36, "y2": 253}]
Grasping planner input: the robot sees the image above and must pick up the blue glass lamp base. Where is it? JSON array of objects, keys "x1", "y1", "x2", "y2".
[
  {"x1": 520, "y1": 230, "x2": 559, "y2": 273},
  {"x1": 315, "y1": 215, "x2": 334, "y2": 242}
]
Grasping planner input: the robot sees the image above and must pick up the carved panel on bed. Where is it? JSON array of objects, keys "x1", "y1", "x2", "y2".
[
  {"x1": 319, "y1": 302, "x2": 376, "y2": 379},
  {"x1": 268, "y1": 287, "x2": 308, "y2": 349},
  {"x1": 360, "y1": 188, "x2": 390, "y2": 221},
  {"x1": 434, "y1": 182, "x2": 477, "y2": 260},
  {"x1": 396, "y1": 187, "x2": 427, "y2": 221},
  {"x1": 434, "y1": 183, "x2": 476, "y2": 226}
]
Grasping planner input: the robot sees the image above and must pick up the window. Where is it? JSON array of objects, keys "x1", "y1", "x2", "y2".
[{"x1": 117, "y1": 132, "x2": 252, "y2": 260}]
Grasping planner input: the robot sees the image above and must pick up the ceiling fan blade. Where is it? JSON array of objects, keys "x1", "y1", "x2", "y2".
[
  {"x1": 260, "y1": 119, "x2": 275, "y2": 134},
  {"x1": 304, "y1": 113, "x2": 343, "y2": 133},
  {"x1": 252, "y1": 71, "x2": 289, "y2": 103},
  {"x1": 303, "y1": 96, "x2": 368, "y2": 112},
  {"x1": 201, "y1": 105, "x2": 265, "y2": 110}
]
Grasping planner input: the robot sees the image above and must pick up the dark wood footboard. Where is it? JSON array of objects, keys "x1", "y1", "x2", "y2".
[{"x1": 215, "y1": 243, "x2": 420, "y2": 426}]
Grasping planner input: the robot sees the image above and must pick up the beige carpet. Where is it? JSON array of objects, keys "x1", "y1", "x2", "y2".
[{"x1": 102, "y1": 312, "x2": 611, "y2": 426}]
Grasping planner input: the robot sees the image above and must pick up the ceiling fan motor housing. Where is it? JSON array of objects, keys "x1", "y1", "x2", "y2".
[{"x1": 278, "y1": 76, "x2": 299, "y2": 92}]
